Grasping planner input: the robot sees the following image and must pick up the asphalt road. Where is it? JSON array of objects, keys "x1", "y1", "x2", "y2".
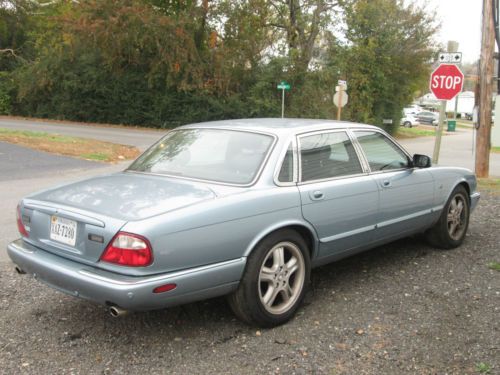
[
  {"x1": 0, "y1": 117, "x2": 164, "y2": 151},
  {"x1": 398, "y1": 127, "x2": 500, "y2": 177},
  {"x1": 0, "y1": 142, "x2": 125, "y2": 262},
  {"x1": 0, "y1": 141, "x2": 106, "y2": 181}
]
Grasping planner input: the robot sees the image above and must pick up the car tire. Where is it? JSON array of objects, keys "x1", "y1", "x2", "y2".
[
  {"x1": 425, "y1": 185, "x2": 470, "y2": 249},
  {"x1": 403, "y1": 121, "x2": 412, "y2": 128},
  {"x1": 228, "y1": 229, "x2": 310, "y2": 327}
]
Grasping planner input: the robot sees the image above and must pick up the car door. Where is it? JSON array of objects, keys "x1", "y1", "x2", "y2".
[
  {"x1": 416, "y1": 112, "x2": 427, "y2": 123},
  {"x1": 297, "y1": 130, "x2": 379, "y2": 261},
  {"x1": 352, "y1": 130, "x2": 435, "y2": 241}
]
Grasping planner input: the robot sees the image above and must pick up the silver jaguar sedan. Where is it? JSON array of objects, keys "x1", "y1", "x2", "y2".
[{"x1": 8, "y1": 119, "x2": 480, "y2": 327}]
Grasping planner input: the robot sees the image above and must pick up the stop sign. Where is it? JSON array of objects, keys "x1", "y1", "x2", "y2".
[{"x1": 429, "y1": 63, "x2": 464, "y2": 100}]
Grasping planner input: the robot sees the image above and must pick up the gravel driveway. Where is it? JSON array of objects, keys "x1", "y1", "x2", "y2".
[{"x1": 1, "y1": 191, "x2": 498, "y2": 375}]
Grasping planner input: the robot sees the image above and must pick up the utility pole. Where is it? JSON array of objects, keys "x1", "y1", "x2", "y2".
[{"x1": 476, "y1": 0, "x2": 495, "y2": 177}]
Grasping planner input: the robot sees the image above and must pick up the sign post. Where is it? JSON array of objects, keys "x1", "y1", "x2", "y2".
[
  {"x1": 277, "y1": 81, "x2": 291, "y2": 118},
  {"x1": 333, "y1": 81, "x2": 348, "y2": 120},
  {"x1": 429, "y1": 63, "x2": 464, "y2": 163}
]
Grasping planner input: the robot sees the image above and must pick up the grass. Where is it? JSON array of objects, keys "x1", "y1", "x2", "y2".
[
  {"x1": 491, "y1": 146, "x2": 500, "y2": 154},
  {"x1": 487, "y1": 262, "x2": 500, "y2": 271},
  {"x1": 395, "y1": 127, "x2": 436, "y2": 139},
  {"x1": 0, "y1": 128, "x2": 140, "y2": 163},
  {"x1": 476, "y1": 362, "x2": 492, "y2": 374},
  {"x1": 80, "y1": 152, "x2": 110, "y2": 161},
  {"x1": 478, "y1": 178, "x2": 500, "y2": 193},
  {"x1": 456, "y1": 120, "x2": 473, "y2": 129}
]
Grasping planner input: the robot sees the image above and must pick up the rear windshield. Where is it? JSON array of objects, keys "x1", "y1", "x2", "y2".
[{"x1": 128, "y1": 129, "x2": 274, "y2": 184}]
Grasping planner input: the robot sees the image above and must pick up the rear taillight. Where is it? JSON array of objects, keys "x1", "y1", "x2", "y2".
[
  {"x1": 16, "y1": 204, "x2": 29, "y2": 238},
  {"x1": 100, "y1": 232, "x2": 153, "y2": 267}
]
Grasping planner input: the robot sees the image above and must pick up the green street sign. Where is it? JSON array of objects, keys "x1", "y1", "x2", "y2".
[{"x1": 277, "y1": 81, "x2": 291, "y2": 90}]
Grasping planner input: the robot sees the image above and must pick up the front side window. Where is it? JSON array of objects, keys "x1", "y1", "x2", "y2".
[
  {"x1": 299, "y1": 131, "x2": 363, "y2": 182},
  {"x1": 128, "y1": 129, "x2": 274, "y2": 184},
  {"x1": 354, "y1": 131, "x2": 409, "y2": 172}
]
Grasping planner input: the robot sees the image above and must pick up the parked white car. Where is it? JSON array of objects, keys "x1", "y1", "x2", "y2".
[{"x1": 401, "y1": 114, "x2": 419, "y2": 128}]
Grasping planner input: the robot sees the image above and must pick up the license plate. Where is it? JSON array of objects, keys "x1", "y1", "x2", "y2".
[{"x1": 50, "y1": 216, "x2": 77, "y2": 246}]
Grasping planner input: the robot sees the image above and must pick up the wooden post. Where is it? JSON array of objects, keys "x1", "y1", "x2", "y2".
[
  {"x1": 337, "y1": 88, "x2": 343, "y2": 121},
  {"x1": 432, "y1": 100, "x2": 447, "y2": 164},
  {"x1": 476, "y1": 0, "x2": 495, "y2": 177}
]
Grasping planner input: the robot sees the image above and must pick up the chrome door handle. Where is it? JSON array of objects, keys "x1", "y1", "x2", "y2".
[
  {"x1": 381, "y1": 180, "x2": 391, "y2": 188},
  {"x1": 310, "y1": 191, "x2": 324, "y2": 200}
]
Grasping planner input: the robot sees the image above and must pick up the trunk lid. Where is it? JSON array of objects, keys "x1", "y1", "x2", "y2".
[{"x1": 21, "y1": 172, "x2": 216, "y2": 264}]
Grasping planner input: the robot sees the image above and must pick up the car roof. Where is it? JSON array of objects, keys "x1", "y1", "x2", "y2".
[{"x1": 180, "y1": 118, "x2": 379, "y2": 136}]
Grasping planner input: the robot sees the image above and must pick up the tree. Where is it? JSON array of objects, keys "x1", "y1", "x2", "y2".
[
  {"x1": 4, "y1": 0, "x2": 440, "y2": 129},
  {"x1": 339, "y1": 0, "x2": 437, "y2": 133},
  {"x1": 264, "y1": 1, "x2": 339, "y2": 74}
]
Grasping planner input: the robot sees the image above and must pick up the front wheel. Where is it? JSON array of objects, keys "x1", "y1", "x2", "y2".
[
  {"x1": 228, "y1": 230, "x2": 310, "y2": 327},
  {"x1": 403, "y1": 121, "x2": 412, "y2": 128},
  {"x1": 425, "y1": 185, "x2": 470, "y2": 249}
]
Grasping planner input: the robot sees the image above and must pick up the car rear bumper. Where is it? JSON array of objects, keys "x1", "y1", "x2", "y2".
[{"x1": 7, "y1": 239, "x2": 244, "y2": 311}]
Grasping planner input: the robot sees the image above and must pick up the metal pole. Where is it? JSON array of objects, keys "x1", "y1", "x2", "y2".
[
  {"x1": 281, "y1": 88, "x2": 285, "y2": 118},
  {"x1": 432, "y1": 100, "x2": 447, "y2": 164}
]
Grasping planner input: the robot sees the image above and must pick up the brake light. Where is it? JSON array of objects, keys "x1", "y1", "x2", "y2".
[
  {"x1": 100, "y1": 232, "x2": 153, "y2": 267},
  {"x1": 16, "y1": 204, "x2": 29, "y2": 238}
]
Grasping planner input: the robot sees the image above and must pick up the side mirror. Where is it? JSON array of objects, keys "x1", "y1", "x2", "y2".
[{"x1": 412, "y1": 154, "x2": 431, "y2": 168}]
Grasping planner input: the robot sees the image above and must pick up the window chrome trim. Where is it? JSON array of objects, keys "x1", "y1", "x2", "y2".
[
  {"x1": 349, "y1": 127, "x2": 413, "y2": 175},
  {"x1": 346, "y1": 129, "x2": 371, "y2": 173},
  {"x1": 296, "y1": 129, "x2": 369, "y2": 184},
  {"x1": 126, "y1": 127, "x2": 278, "y2": 188},
  {"x1": 273, "y1": 136, "x2": 298, "y2": 187},
  {"x1": 297, "y1": 172, "x2": 371, "y2": 186}
]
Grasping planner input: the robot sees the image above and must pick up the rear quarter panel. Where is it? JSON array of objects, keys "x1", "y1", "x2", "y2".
[{"x1": 120, "y1": 186, "x2": 317, "y2": 275}]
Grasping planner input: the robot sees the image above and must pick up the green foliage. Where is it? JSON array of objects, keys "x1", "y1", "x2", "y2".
[
  {"x1": 487, "y1": 262, "x2": 500, "y2": 271},
  {"x1": 476, "y1": 362, "x2": 492, "y2": 374},
  {"x1": 340, "y1": 0, "x2": 438, "y2": 134},
  {"x1": 2, "y1": 0, "x2": 438, "y2": 130},
  {"x1": 0, "y1": 71, "x2": 14, "y2": 114}
]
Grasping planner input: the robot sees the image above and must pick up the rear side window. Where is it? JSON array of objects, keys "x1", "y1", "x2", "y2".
[
  {"x1": 354, "y1": 131, "x2": 409, "y2": 172},
  {"x1": 299, "y1": 131, "x2": 363, "y2": 182},
  {"x1": 278, "y1": 143, "x2": 294, "y2": 183}
]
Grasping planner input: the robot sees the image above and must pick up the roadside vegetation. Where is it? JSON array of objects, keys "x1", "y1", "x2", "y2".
[
  {"x1": 0, "y1": 128, "x2": 140, "y2": 162},
  {"x1": 476, "y1": 362, "x2": 492, "y2": 374},
  {"x1": 456, "y1": 120, "x2": 473, "y2": 129},
  {"x1": 487, "y1": 262, "x2": 500, "y2": 271},
  {"x1": 395, "y1": 127, "x2": 436, "y2": 139},
  {"x1": 0, "y1": 0, "x2": 437, "y2": 135},
  {"x1": 477, "y1": 178, "x2": 500, "y2": 193}
]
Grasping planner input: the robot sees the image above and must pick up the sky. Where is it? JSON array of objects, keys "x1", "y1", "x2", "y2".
[{"x1": 414, "y1": 0, "x2": 482, "y2": 64}]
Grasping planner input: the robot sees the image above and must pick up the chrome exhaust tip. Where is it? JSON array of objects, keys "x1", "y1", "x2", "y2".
[
  {"x1": 15, "y1": 266, "x2": 26, "y2": 275},
  {"x1": 109, "y1": 306, "x2": 128, "y2": 317}
]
